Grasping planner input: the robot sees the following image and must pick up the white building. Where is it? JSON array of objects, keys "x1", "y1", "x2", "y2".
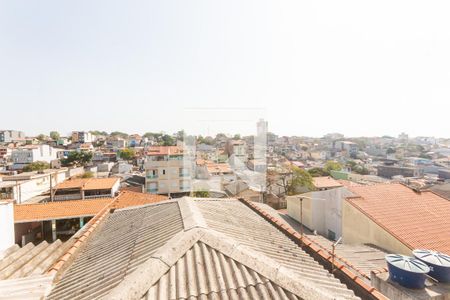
[
  {"x1": 0, "y1": 130, "x2": 25, "y2": 143},
  {"x1": 287, "y1": 187, "x2": 354, "y2": 241},
  {"x1": 11, "y1": 144, "x2": 58, "y2": 169},
  {"x1": 0, "y1": 169, "x2": 67, "y2": 203},
  {"x1": 0, "y1": 200, "x2": 14, "y2": 251}
]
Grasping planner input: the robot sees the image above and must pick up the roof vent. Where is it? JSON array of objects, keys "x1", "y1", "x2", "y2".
[
  {"x1": 413, "y1": 249, "x2": 450, "y2": 283},
  {"x1": 385, "y1": 254, "x2": 430, "y2": 289}
]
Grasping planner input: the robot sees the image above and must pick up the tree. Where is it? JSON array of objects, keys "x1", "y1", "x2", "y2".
[
  {"x1": 308, "y1": 167, "x2": 328, "y2": 177},
  {"x1": 324, "y1": 161, "x2": 342, "y2": 174},
  {"x1": 61, "y1": 151, "x2": 93, "y2": 167},
  {"x1": 90, "y1": 130, "x2": 108, "y2": 136},
  {"x1": 22, "y1": 161, "x2": 50, "y2": 172},
  {"x1": 110, "y1": 131, "x2": 129, "y2": 139},
  {"x1": 287, "y1": 166, "x2": 314, "y2": 195},
  {"x1": 175, "y1": 130, "x2": 185, "y2": 142},
  {"x1": 193, "y1": 190, "x2": 210, "y2": 198},
  {"x1": 50, "y1": 131, "x2": 60, "y2": 141},
  {"x1": 386, "y1": 148, "x2": 396, "y2": 154},
  {"x1": 81, "y1": 171, "x2": 94, "y2": 178},
  {"x1": 37, "y1": 134, "x2": 47, "y2": 141},
  {"x1": 118, "y1": 148, "x2": 136, "y2": 161},
  {"x1": 353, "y1": 165, "x2": 369, "y2": 175},
  {"x1": 161, "y1": 134, "x2": 175, "y2": 146},
  {"x1": 233, "y1": 134, "x2": 241, "y2": 140}
]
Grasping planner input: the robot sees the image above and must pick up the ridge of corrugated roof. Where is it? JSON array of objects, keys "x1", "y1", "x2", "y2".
[{"x1": 106, "y1": 227, "x2": 336, "y2": 300}]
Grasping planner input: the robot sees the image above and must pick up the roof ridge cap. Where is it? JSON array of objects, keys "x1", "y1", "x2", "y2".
[
  {"x1": 104, "y1": 228, "x2": 207, "y2": 299},
  {"x1": 178, "y1": 197, "x2": 208, "y2": 230}
]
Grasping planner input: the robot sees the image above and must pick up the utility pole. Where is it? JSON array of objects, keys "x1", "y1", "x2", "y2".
[
  {"x1": 49, "y1": 172, "x2": 53, "y2": 202},
  {"x1": 331, "y1": 237, "x2": 342, "y2": 274}
]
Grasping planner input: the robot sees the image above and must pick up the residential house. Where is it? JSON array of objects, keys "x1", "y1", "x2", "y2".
[
  {"x1": 0, "y1": 169, "x2": 67, "y2": 203},
  {"x1": 376, "y1": 165, "x2": 424, "y2": 179},
  {"x1": 312, "y1": 176, "x2": 343, "y2": 191},
  {"x1": 225, "y1": 139, "x2": 248, "y2": 168},
  {"x1": 128, "y1": 134, "x2": 142, "y2": 147},
  {"x1": 343, "y1": 183, "x2": 450, "y2": 255},
  {"x1": 11, "y1": 144, "x2": 58, "y2": 169},
  {"x1": 53, "y1": 177, "x2": 120, "y2": 201},
  {"x1": 71, "y1": 131, "x2": 94, "y2": 144},
  {"x1": 287, "y1": 186, "x2": 354, "y2": 240}
]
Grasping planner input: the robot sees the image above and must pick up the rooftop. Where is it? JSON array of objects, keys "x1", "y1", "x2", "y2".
[
  {"x1": 429, "y1": 183, "x2": 450, "y2": 200},
  {"x1": 14, "y1": 198, "x2": 113, "y2": 223},
  {"x1": 347, "y1": 183, "x2": 450, "y2": 254},
  {"x1": 145, "y1": 146, "x2": 184, "y2": 156},
  {"x1": 14, "y1": 191, "x2": 168, "y2": 223},
  {"x1": 0, "y1": 238, "x2": 77, "y2": 300},
  {"x1": 313, "y1": 176, "x2": 343, "y2": 189},
  {"x1": 54, "y1": 177, "x2": 120, "y2": 191},
  {"x1": 47, "y1": 198, "x2": 362, "y2": 300}
]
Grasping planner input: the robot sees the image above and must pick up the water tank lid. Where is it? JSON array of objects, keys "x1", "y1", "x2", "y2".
[
  {"x1": 413, "y1": 249, "x2": 450, "y2": 267},
  {"x1": 386, "y1": 254, "x2": 430, "y2": 273}
]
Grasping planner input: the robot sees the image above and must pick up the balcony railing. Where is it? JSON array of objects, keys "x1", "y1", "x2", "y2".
[
  {"x1": 84, "y1": 194, "x2": 112, "y2": 199},
  {"x1": 146, "y1": 174, "x2": 158, "y2": 179}
]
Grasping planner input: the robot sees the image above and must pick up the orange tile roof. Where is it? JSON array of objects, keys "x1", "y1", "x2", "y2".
[
  {"x1": 14, "y1": 191, "x2": 168, "y2": 223},
  {"x1": 312, "y1": 176, "x2": 343, "y2": 189},
  {"x1": 14, "y1": 198, "x2": 114, "y2": 223},
  {"x1": 346, "y1": 183, "x2": 450, "y2": 254},
  {"x1": 55, "y1": 177, "x2": 120, "y2": 191},
  {"x1": 146, "y1": 146, "x2": 183, "y2": 156},
  {"x1": 111, "y1": 191, "x2": 168, "y2": 209},
  {"x1": 206, "y1": 162, "x2": 232, "y2": 174}
]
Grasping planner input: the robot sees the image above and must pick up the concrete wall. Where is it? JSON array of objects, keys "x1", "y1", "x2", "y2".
[
  {"x1": 0, "y1": 201, "x2": 15, "y2": 251},
  {"x1": 12, "y1": 171, "x2": 67, "y2": 203},
  {"x1": 287, "y1": 188, "x2": 352, "y2": 239},
  {"x1": 287, "y1": 195, "x2": 313, "y2": 231},
  {"x1": 342, "y1": 201, "x2": 411, "y2": 255}
]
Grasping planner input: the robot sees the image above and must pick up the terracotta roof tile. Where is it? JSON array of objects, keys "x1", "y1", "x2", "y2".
[
  {"x1": 145, "y1": 146, "x2": 183, "y2": 156},
  {"x1": 14, "y1": 198, "x2": 113, "y2": 222},
  {"x1": 14, "y1": 191, "x2": 167, "y2": 223},
  {"x1": 346, "y1": 183, "x2": 450, "y2": 254},
  {"x1": 313, "y1": 176, "x2": 343, "y2": 189},
  {"x1": 55, "y1": 177, "x2": 120, "y2": 191},
  {"x1": 111, "y1": 191, "x2": 168, "y2": 209}
]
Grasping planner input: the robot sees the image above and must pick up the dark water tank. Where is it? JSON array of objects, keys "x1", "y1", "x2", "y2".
[
  {"x1": 413, "y1": 249, "x2": 450, "y2": 283},
  {"x1": 386, "y1": 254, "x2": 430, "y2": 289}
]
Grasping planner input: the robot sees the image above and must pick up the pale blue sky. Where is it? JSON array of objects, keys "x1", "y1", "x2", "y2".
[{"x1": 1, "y1": 1, "x2": 450, "y2": 137}]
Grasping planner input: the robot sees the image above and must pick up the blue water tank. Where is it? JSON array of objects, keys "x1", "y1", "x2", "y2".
[
  {"x1": 385, "y1": 254, "x2": 430, "y2": 289},
  {"x1": 413, "y1": 249, "x2": 450, "y2": 283}
]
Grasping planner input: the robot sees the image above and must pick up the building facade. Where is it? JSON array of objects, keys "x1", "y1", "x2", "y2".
[
  {"x1": 71, "y1": 131, "x2": 93, "y2": 144},
  {"x1": 11, "y1": 144, "x2": 58, "y2": 169},
  {"x1": 0, "y1": 130, "x2": 25, "y2": 143},
  {"x1": 144, "y1": 146, "x2": 192, "y2": 195}
]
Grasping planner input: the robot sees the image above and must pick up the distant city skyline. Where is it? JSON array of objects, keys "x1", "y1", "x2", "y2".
[{"x1": 2, "y1": 1, "x2": 450, "y2": 137}]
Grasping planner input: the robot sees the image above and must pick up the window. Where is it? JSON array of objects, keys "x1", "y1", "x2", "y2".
[
  {"x1": 327, "y1": 230, "x2": 336, "y2": 241},
  {"x1": 162, "y1": 169, "x2": 166, "y2": 175}
]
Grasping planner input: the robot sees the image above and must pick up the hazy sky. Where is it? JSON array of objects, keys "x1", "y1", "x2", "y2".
[{"x1": 1, "y1": 1, "x2": 450, "y2": 138}]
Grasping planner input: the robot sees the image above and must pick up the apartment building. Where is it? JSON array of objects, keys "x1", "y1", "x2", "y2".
[
  {"x1": 0, "y1": 130, "x2": 25, "y2": 143},
  {"x1": 144, "y1": 146, "x2": 192, "y2": 195},
  {"x1": 225, "y1": 139, "x2": 248, "y2": 169},
  {"x1": 71, "y1": 131, "x2": 94, "y2": 143},
  {"x1": 11, "y1": 144, "x2": 58, "y2": 169}
]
